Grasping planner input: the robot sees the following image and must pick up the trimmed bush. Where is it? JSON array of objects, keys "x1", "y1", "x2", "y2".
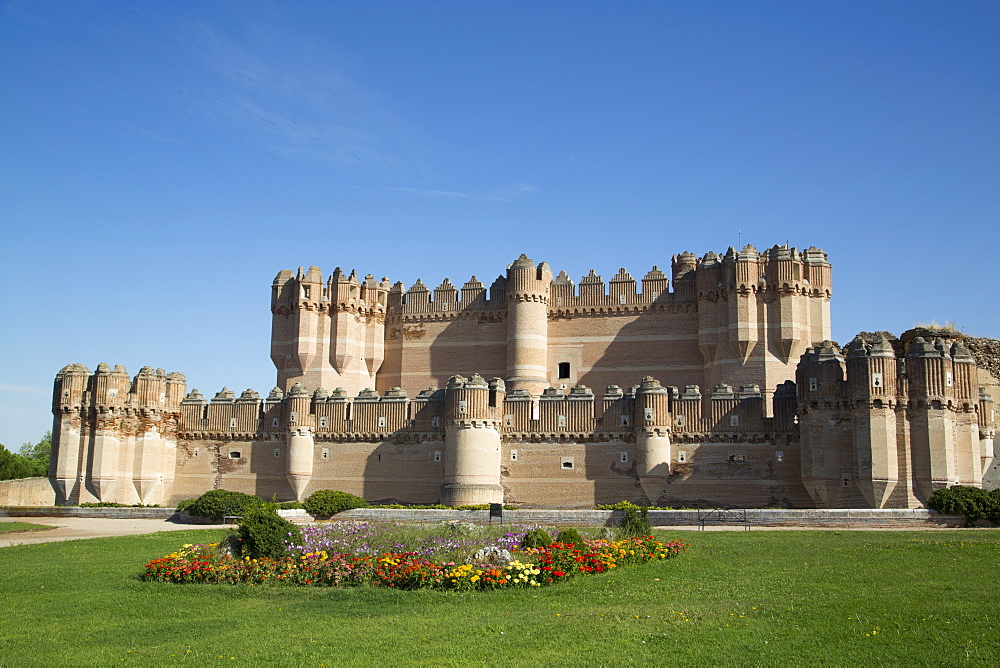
[
  {"x1": 555, "y1": 528, "x2": 586, "y2": 549},
  {"x1": 619, "y1": 506, "x2": 652, "y2": 537},
  {"x1": 183, "y1": 489, "x2": 263, "y2": 521},
  {"x1": 303, "y1": 489, "x2": 369, "y2": 519},
  {"x1": 236, "y1": 507, "x2": 303, "y2": 560},
  {"x1": 927, "y1": 485, "x2": 1000, "y2": 526},
  {"x1": 520, "y1": 528, "x2": 554, "y2": 549}
]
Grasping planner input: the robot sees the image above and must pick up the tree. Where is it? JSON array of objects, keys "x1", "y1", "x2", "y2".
[
  {"x1": 0, "y1": 432, "x2": 51, "y2": 480},
  {"x1": 18, "y1": 431, "x2": 52, "y2": 470}
]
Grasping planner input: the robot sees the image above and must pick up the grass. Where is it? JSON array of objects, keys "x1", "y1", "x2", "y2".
[
  {"x1": 1, "y1": 528, "x2": 998, "y2": 665},
  {"x1": 0, "y1": 521, "x2": 55, "y2": 534}
]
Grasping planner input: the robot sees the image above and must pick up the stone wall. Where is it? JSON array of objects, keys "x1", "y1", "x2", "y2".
[{"x1": 0, "y1": 477, "x2": 55, "y2": 506}]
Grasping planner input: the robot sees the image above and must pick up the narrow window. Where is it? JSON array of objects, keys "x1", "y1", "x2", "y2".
[
  {"x1": 619, "y1": 295, "x2": 626, "y2": 304},
  {"x1": 872, "y1": 372, "x2": 883, "y2": 389},
  {"x1": 644, "y1": 407, "x2": 654, "y2": 421},
  {"x1": 377, "y1": 416, "x2": 386, "y2": 429},
  {"x1": 560, "y1": 457, "x2": 574, "y2": 470},
  {"x1": 229, "y1": 451, "x2": 241, "y2": 459},
  {"x1": 678, "y1": 451, "x2": 687, "y2": 463},
  {"x1": 193, "y1": 448, "x2": 200, "y2": 458},
  {"x1": 510, "y1": 450, "x2": 518, "y2": 461},
  {"x1": 558, "y1": 362, "x2": 571, "y2": 379},
  {"x1": 675, "y1": 414, "x2": 686, "y2": 427},
  {"x1": 620, "y1": 414, "x2": 630, "y2": 427},
  {"x1": 843, "y1": 475, "x2": 850, "y2": 487},
  {"x1": 730, "y1": 414, "x2": 740, "y2": 427},
  {"x1": 808, "y1": 378, "x2": 818, "y2": 392},
  {"x1": 946, "y1": 372, "x2": 953, "y2": 387},
  {"x1": 557, "y1": 414, "x2": 566, "y2": 428},
  {"x1": 620, "y1": 452, "x2": 628, "y2": 463},
  {"x1": 272, "y1": 417, "x2": 279, "y2": 427},
  {"x1": 302, "y1": 286, "x2": 311, "y2": 299},
  {"x1": 458, "y1": 400, "x2": 468, "y2": 414},
  {"x1": 230, "y1": 418, "x2": 238, "y2": 428},
  {"x1": 431, "y1": 416, "x2": 441, "y2": 428},
  {"x1": 504, "y1": 414, "x2": 513, "y2": 427},
  {"x1": 273, "y1": 448, "x2": 280, "y2": 458},
  {"x1": 319, "y1": 416, "x2": 328, "y2": 428},
  {"x1": 321, "y1": 448, "x2": 329, "y2": 460},
  {"x1": 290, "y1": 411, "x2": 297, "y2": 423},
  {"x1": 775, "y1": 451, "x2": 784, "y2": 463},
  {"x1": 433, "y1": 451, "x2": 441, "y2": 462},
  {"x1": 556, "y1": 297, "x2": 563, "y2": 306}
]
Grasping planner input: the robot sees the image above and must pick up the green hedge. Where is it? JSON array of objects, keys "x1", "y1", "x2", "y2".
[
  {"x1": 927, "y1": 486, "x2": 1000, "y2": 526},
  {"x1": 303, "y1": 490, "x2": 369, "y2": 519},
  {"x1": 180, "y1": 489, "x2": 263, "y2": 521}
]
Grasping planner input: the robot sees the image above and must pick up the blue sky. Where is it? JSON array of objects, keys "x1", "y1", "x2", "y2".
[{"x1": 2, "y1": 0, "x2": 998, "y2": 448}]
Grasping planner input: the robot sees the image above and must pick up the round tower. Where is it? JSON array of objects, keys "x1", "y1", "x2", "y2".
[
  {"x1": 51, "y1": 363, "x2": 91, "y2": 504},
  {"x1": 285, "y1": 382, "x2": 315, "y2": 500},
  {"x1": 505, "y1": 254, "x2": 551, "y2": 396},
  {"x1": 441, "y1": 375, "x2": 503, "y2": 506},
  {"x1": 635, "y1": 377, "x2": 672, "y2": 504}
]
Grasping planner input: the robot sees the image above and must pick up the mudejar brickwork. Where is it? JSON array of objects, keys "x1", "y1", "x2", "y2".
[{"x1": 48, "y1": 245, "x2": 998, "y2": 508}]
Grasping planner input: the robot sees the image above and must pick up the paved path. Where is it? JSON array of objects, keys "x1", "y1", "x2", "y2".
[{"x1": 0, "y1": 517, "x2": 232, "y2": 548}]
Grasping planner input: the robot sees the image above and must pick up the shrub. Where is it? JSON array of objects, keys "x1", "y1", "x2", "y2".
[
  {"x1": 175, "y1": 498, "x2": 195, "y2": 512},
  {"x1": 519, "y1": 528, "x2": 554, "y2": 549},
  {"x1": 235, "y1": 507, "x2": 303, "y2": 560},
  {"x1": 303, "y1": 489, "x2": 369, "y2": 519},
  {"x1": 597, "y1": 500, "x2": 642, "y2": 511},
  {"x1": 555, "y1": 528, "x2": 586, "y2": 549},
  {"x1": 277, "y1": 501, "x2": 304, "y2": 510},
  {"x1": 183, "y1": 489, "x2": 263, "y2": 521},
  {"x1": 927, "y1": 486, "x2": 1000, "y2": 526},
  {"x1": 619, "y1": 506, "x2": 652, "y2": 537}
]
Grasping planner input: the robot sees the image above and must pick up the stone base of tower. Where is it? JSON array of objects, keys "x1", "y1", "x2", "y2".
[{"x1": 440, "y1": 483, "x2": 503, "y2": 507}]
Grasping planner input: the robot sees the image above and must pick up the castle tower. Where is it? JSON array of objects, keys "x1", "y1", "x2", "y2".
[
  {"x1": 87, "y1": 363, "x2": 131, "y2": 503},
  {"x1": 51, "y1": 363, "x2": 91, "y2": 504},
  {"x1": 271, "y1": 266, "x2": 388, "y2": 396},
  {"x1": 979, "y1": 388, "x2": 996, "y2": 474},
  {"x1": 441, "y1": 374, "x2": 503, "y2": 506},
  {"x1": 728, "y1": 245, "x2": 760, "y2": 365},
  {"x1": 845, "y1": 336, "x2": 903, "y2": 508},
  {"x1": 131, "y1": 366, "x2": 171, "y2": 504},
  {"x1": 505, "y1": 255, "x2": 552, "y2": 396},
  {"x1": 949, "y1": 341, "x2": 984, "y2": 487},
  {"x1": 634, "y1": 377, "x2": 672, "y2": 504},
  {"x1": 906, "y1": 337, "x2": 957, "y2": 500},
  {"x1": 796, "y1": 341, "x2": 849, "y2": 507},
  {"x1": 285, "y1": 382, "x2": 315, "y2": 501}
]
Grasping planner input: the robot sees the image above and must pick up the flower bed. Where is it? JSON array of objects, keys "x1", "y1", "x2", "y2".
[{"x1": 143, "y1": 524, "x2": 686, "y2": 591}]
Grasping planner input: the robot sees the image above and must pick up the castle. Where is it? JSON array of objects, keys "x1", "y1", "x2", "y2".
[{"x1": 48, "y1": 245, "x2": 998, "y2": 508}]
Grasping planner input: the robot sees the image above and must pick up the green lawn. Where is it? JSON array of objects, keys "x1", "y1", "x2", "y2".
[
  {"x1": 0, "y1": 521, "x2": 55, "y2": 534},
  {"x1": 1, "y1": 529, "x2": 998, "y2": 665}
]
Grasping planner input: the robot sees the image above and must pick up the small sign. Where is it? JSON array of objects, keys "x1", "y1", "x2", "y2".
[{"x1": 489, "y1": 503, "x2": 503, "y2": 524}]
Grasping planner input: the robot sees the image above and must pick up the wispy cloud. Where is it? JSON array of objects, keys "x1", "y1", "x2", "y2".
[
  {"x1": 0, "y1": 384, "x2": 49, "y2": 396},
  {"x1": 183, "y1": 20, "x2": 399, "y2": 169},
  {"x1": 389, "y1": 183, "x2": 539, "y2": 202}
]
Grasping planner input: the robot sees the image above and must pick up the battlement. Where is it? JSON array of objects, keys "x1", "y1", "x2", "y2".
[
  {"x1": 798, "y1": 335, "x2": 985, "y2": 412},
  {"x1": 166, "y1": 373, "x2": 797, "y2": 440},
  {"x1": 272, "y1": 245, "x2": 832, "y2": 321},
  {"x1": 53, "y1": 363, "x2": 186, "y2": 414}
]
